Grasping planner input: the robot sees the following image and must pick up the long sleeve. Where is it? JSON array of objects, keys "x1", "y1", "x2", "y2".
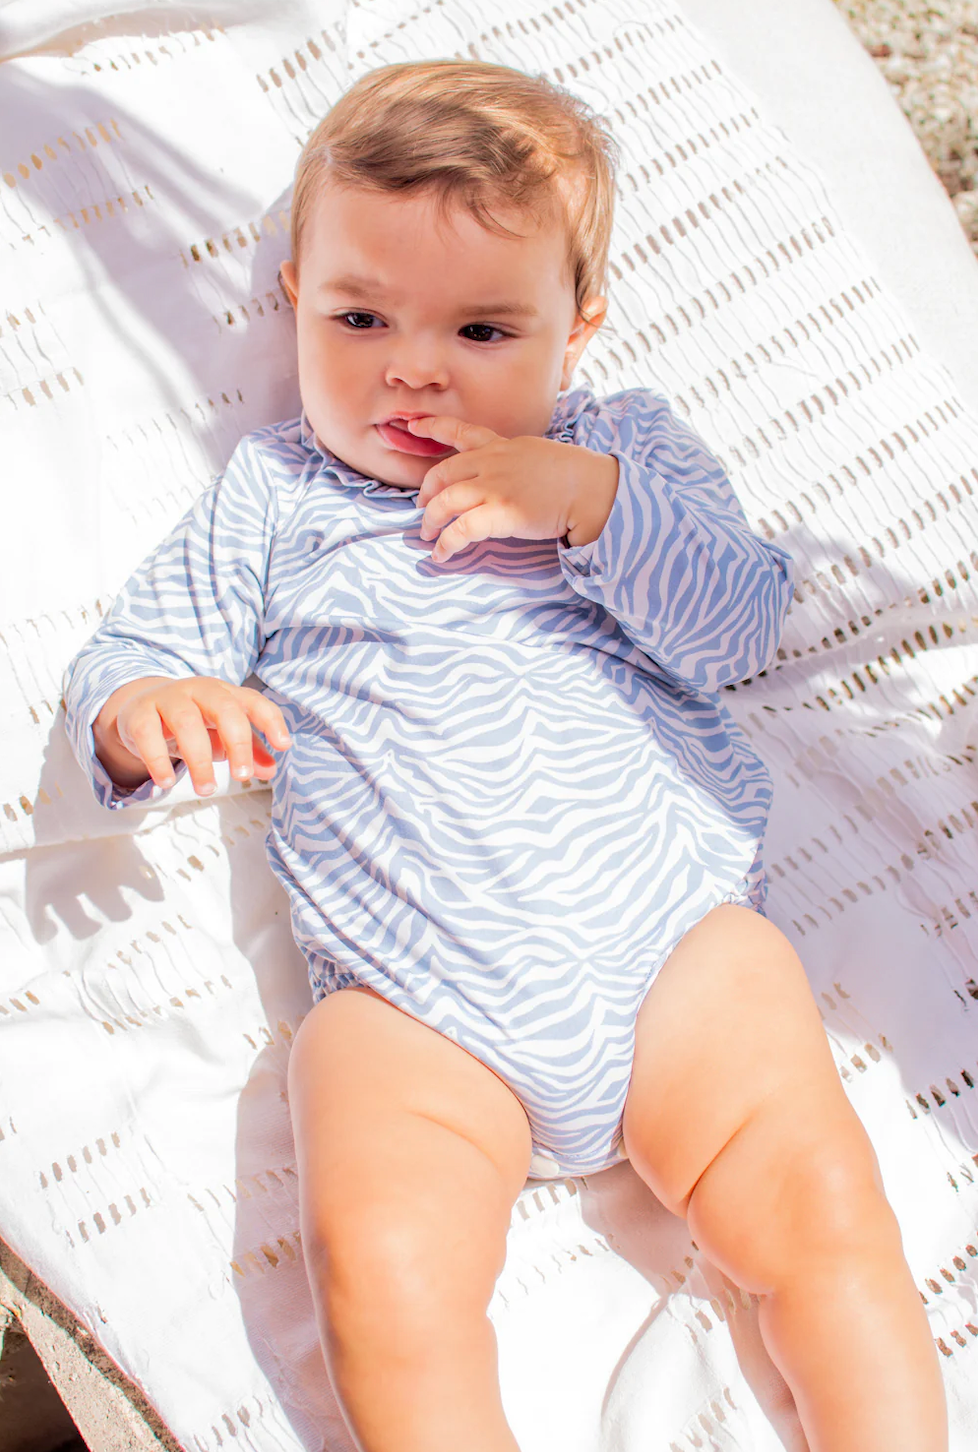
[
  {"x1": 62, "y1": 433, "x2": 278, "y2": 809},
  {"x1": 557, "y1": 390, "x2": 794, "y2": 695}
]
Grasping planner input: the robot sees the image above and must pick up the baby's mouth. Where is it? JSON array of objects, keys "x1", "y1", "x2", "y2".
[{"x1": 375, "y1": 420, "x2": 454, "y2": 458}]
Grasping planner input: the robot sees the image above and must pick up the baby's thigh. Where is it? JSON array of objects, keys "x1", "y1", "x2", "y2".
[
  {"x1": 622, "y1": 905, "x2": 858, "y2": 1220},
  {"x1": 288, "y1": 986, "x2": 533, "y2": 1325}
]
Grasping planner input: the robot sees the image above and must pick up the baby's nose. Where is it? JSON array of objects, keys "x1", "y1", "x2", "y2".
[{"x1": 384, "y1": 338, "x2": 450, "y2": 391}]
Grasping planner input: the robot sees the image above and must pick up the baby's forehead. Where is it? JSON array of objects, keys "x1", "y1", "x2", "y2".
[{"x1": 301, "y1": 180, "x2": 572, "y2": 278}]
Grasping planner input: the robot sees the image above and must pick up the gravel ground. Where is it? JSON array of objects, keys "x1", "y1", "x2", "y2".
[{"x1": 833, "y1": 0, "x2": 978, "y2": 252}]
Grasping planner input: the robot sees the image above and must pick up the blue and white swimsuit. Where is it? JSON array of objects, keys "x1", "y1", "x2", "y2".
[{"x1": 63, "y1": 385, "x2": 794, "y2": 1178}]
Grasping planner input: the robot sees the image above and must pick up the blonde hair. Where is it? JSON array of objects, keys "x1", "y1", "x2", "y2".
[{"x1": 289, "y1": 58, "x2": 620, "y2": 324}]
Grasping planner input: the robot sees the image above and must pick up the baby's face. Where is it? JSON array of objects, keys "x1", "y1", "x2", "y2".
[{"x1": 280, "y1": 179, "x2": 606, "y2": 488}]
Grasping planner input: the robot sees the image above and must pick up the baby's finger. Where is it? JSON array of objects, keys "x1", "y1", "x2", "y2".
[
  {"x1": 416, "y1": 456, "x2": 480, "y2": 507},
  {"x1": 209, "y1": 702, "x2": 260, "y2": 782},
  {"x1": 159, "y1": 701, "x2": 217, "y2": 796},
  {"x1": 249, "y1": 736, "x2": 280, "y2": 780},
  {"x1": 121, "y1": 707, "x2": 178, "y2": 788},
  {"x1": 240, "y1": 690, "x2": 292, "y2": 751},
  {"x1": 420, "y1": 481, "x2": 483, "y2": 541},
  {"x1": 429, "y1": 503, "x2": 499, "y2": 563}
]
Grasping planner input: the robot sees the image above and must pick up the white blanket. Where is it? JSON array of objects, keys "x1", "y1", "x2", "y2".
[{"x1": 3, "y1": 1, "x2": 978, "y2": 1448}]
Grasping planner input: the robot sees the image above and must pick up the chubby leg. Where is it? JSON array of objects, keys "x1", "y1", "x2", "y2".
[
  {"x1": 622, "y1": 905, "x2": 947, "y2": 1452},
  {"x1": 287, "y1": 985, "x2": 532, "y2": 1452}
]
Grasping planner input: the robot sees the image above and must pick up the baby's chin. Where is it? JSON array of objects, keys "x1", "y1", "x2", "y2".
[{"x1": 306, "y1": 424, "x2": 435, "y2": 488}]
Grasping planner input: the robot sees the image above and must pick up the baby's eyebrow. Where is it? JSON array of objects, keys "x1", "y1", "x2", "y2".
[{"x1": 318, "y1": 275, "x2": 539, "y2": 319}]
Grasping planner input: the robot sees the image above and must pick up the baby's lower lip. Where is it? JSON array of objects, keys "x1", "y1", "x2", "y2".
[{"x1": 376, "y1": 421, "x2": 453, "y2": 457}]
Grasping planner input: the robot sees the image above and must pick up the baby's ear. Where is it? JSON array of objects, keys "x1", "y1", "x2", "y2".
[
  {"x1": 561, "y1": 296, "x2": 607, "y2": 388},
  {"x1": 279, "y1": 259, "x2": 299, "y2": 310}
]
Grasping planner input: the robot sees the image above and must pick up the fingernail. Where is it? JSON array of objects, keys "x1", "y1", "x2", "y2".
[
  {"x1": 233, "y1": 766, "x2": 249, "y2": 779},
  {"x1": 278, "y1": 736, "x2": 292, "y2": 748},
  {"x1": 199, "y1": 783, "x2": 215, "y2": 796}
]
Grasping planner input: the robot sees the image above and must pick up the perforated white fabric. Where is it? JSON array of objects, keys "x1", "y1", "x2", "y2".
[{"x1": 2, "y1": 2, "x2": 978, "y2": 1448}]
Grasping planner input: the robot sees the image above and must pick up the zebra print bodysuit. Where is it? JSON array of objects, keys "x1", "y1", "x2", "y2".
[{"x1": 64, "y1": 385, "x2": 794, "y2": 1179}]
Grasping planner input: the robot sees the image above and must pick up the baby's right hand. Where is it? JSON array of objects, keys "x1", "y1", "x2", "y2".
[{"x1": 101, "y1": 675, "x2": 292, "y2": 796}]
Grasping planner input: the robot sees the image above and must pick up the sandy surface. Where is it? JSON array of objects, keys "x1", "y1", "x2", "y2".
[{"x1": 833, "y1": 0, "x2": 978, "y2": 251}]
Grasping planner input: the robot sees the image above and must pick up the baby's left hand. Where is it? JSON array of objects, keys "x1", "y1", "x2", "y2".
[{"x1": 409, "y1": 416, "x2": 619, "y2": 564}]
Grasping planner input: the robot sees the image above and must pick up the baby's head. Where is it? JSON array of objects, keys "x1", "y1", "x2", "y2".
[{"x1": 280, "y1": 59, "x2": 619, "y2": 488}]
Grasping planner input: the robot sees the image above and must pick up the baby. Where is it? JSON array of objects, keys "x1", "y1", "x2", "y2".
[{"x1": 63, "y1": 59, "x2": 946, "y2": 1452}]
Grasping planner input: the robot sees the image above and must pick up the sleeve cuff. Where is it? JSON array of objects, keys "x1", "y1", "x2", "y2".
[{"x1": 557, "y1": 448, "x2": 634, "y2": 581}]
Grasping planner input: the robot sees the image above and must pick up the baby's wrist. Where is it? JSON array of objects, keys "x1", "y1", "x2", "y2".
[{"x1": 564, "y1": 451, "x2": 619, "y2": 547}]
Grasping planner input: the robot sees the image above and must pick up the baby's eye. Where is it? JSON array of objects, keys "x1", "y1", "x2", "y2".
[
  {"x1": 460, "y1": 323, "x2": 506, "y2": 343},
  {"x1": 337, "y1": 311, "x2": 380, "y2": 329}
]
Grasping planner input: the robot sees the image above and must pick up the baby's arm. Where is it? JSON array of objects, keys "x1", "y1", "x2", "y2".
[
  {"x1": 62, "y1": 432, "x2": 283, "y2": 806},
  {"x1": 559, "y1": 391, "x2": 794, "y2": 694}
]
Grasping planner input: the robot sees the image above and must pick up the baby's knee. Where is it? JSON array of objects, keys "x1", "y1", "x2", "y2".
[
  {"x1": 301, "y1": 1115, "x2": 516, "y2": 1343},
  {"x1": 686, "y1": 1099, "x2": 898, "y2": 1295},
  {"x1": 308, "y1": 1194, "x2": 454, "y2": 1342}
]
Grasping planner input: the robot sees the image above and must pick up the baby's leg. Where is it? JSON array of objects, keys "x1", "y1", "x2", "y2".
[
  {"x1": 287, "y1": 985, "x2": 533, "y2": 1452},
  {"x1": 623, "y1": 905, "x2": 947, "y2": 1452}
]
